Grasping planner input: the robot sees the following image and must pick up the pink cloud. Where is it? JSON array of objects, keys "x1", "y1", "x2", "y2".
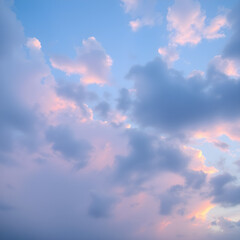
[
  {"x1": 50, "y1": 37, "x2": 112, "y2": 85},
  {"x1": 121, "y1": 0, "x2": 161, "y2": 31},
  {"x1": 210, "y1": 55, "x2": 240, "y2": 77},
  {"x1": 167, "y1": 0, "x2": 228, "y2": 46},
  {"x1": 158, "y1": 45, "x2": 179, "y2": 64},
  {"x1": 26, "y1": 37, "x2": 41, "y2": 50}
]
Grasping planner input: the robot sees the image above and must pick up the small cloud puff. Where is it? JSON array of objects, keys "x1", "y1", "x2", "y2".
[
  {"x1": 121, "y1": 0, "x2": 161, "y2": 31},
  {"x1": 26, "y1": 37, "x2": 41, "y2": 50}
]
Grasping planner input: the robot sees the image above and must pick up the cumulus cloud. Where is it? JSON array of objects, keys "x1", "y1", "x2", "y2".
[
  {"x1": 50, "y1": 37, "x2": 112, "y2": 85},
  {"x1": 55, "y1": 80, "x2": 97, "y2": 118},
  {"x1": 210, "y1": 173, "x2": 240, "y2": 207},
  {"x1": 167, "y1": 0, "x2": 228, "y2": 46},
  {"x1": 0, "y1": 0, "x2": 24, "y2": 56},
  {"x1": 121, "y1": 0, "x2": 161, "y2": 31},
  {"x1": 127, "y1": 57, "x2": 240, "y2": 132},
  {"x1": 0, "y1": 0, "x2": 56, "y2": 154},
  {"x1": 209, "y1": 55, "x2": 239, "y2": 78},
  {"x1": 46, "y1": 125, "x2": 93, "y2": 168},
  {"x1": 26, "y1": 37, "x2": 41, "y2": 50},
  {"x1": 114, "y1": 130, "x2": 193, "y2": 188},
  {"x1": 1, "y1": 0, "x2": 240, "y2": 239}
]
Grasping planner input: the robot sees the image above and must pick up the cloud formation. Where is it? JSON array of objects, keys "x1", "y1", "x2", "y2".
[
  {"x1": 127, "y1": 57, "x2": 240, "y2": 132},
  {"x1": 46, "y1": 125, "x2": 93, "y2": 168},
  {"x1": 51, "y1": 37, "x2": 112, "y2": 85},
  {"x1": 167, "y1": 0, "x2": 228, "y2": 46}
]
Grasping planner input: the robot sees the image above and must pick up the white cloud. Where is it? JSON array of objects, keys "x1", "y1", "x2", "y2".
[{"x1": 50, "y1": 37, "x2": 112, "y2": 85}]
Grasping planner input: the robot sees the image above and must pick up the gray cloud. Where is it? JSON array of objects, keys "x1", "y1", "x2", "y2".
[
  {"x1": 127, "y1": 57, "x2": 240, "y2": 132},
  {"x1": 46, "y1": 125, "x2": 93, "y2": 168},
  {"x1": 116, "y1": 88, "x2": 132, "y2": 112},
  {"x1": 0, "y1": 0, "x2": 24, "y2": 56},
  {"x1": 223, "y1": 3, "x2": 240, "y2": 59},
  {"x1": 56, "y1": 80, "x2": 97, "y2": 117},
  {"x1": 114, "y1": 129, "x2": 190, "y2": 187},
  {"x1": 210, "y1": 173, "x2": 240, "y2": 207},
  {"x1": 88, "y1": 192, "x2": 116, "y2": 218},
  {"x1": 94, "y1": 101, "x2": 110, "y2": 119},
  {"x1": 159, "y1": 185, "x2": 184, "y2": 215},
  {"x1": 184, "y1": 170, "x2": 207, "y2": 189}
]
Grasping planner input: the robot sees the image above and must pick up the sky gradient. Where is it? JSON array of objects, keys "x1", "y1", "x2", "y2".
[{"x1": 1, "y1": 0, "x2": 240, "y2": 239}]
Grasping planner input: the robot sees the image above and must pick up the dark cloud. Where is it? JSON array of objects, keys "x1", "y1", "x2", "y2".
[
  {"x1": 88, "y1": 193, "x2": 116, "y2": 218},
  {"x1": 159, "y1": 185, "x2": 184, "y2": 215},
  {"x1": 46, "y1": 125, "x2": 93, "y2": 168},
  {"x1": 184, "y1": 170, "x2": 207, "y2": 189},
  {"x1": 223, "y1": 3, "x2": 240, "y2": 59},
  {"x1": 116, "y1": 88, "x2": 132, "y2": 112},
  {"x1": 127, "y1": 58, "x2": 240, "y2": 132},
  {"x1": 94, "y1": 101, "x2": 110, "y2": 119},
  {"x1": 210, "y1": 173, "x2": 240, "y2": 207},
  {"x1": 114, "y1": 129, "x2": 190, "y2": 186},
  {"x1": 159, "y1": 170, "x2": 207, "y2": 215}
]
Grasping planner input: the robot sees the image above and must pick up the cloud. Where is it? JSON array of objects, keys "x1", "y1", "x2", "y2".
[
  {"x1": 55, "y1": 80, "x2": 97, "y2": 118},
  {"x1": 121, "y1": 0, "x2": 161, "y2": 31},
  {"x1": 114, "y1": 129, "x2": 191, "y2": 187},
  {"x1": 116, "y1": 88, "x2": 132, "y2": 112},
  {"x1": 223, "y1": 3, "x2": 240, "y2": 60},
  {"x1": 209, "y1": 55, "x2": 239, "y2": 77},
  {"x1": 26, "y1": 37, "x2": 41, "y2": 50},
  {"x1": 212, "y1": 140, "x2": 229, "y2": 152},
  {"x1": 158, "y1": 45, "x2": 179, "y2": 65},
  {"x1": 210, "y1": 173, "x2": 240, "y2": 207},
  {"x1": 94, "y1": 101, "x2": 111, "y2": 119},
  {"x1": 88, "y1": 192, "x2": 116, "y2": 218},
  {"x1": 50, "y1": 37, "x2": 112, "y2": 85},
  {"x1": 167, "y1": 0, "x2": 228, "y2": 46},
  {"x1": 0, "y1": 0, "x2": 24, "y2": 56},
  {"x1": 211, "y1": 217, "x2": 240, "y2": 232},
  {"x1": 184, "y1": 170, "x2": 207, "y2": 189},
  {"x1": 46, "y1": 125, "x2": 93, "y2": 168},
  {"x1": 0, "y1": 0, "x2": 55, "y2": 153},
  {"x1": 127, "y1": 57, "x2": 240, "y2": 132},
  {"x1": 159, "y1": 185, "x2": 184, "y2": 215}
]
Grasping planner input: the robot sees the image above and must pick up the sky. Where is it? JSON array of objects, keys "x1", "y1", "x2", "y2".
[{"x1": 1, "y1": 0, "x2": 240, "y2": 239}]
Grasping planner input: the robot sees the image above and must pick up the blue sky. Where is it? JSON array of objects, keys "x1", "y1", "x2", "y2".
[{"x1": 1, "y1": 0, "x2": 240, "y2": 239}]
